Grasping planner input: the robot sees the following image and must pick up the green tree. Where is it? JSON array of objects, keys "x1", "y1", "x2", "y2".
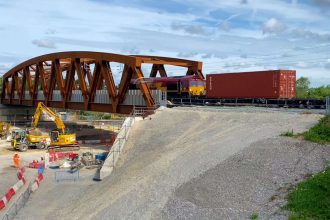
[
  {"x1": 296, "y1": 77, "x2": 310, "y2": 89},
  {"x1": 307, "y1": 85, "x2": 330, "y2": 99},
  {"x1": 296, "y1": 77, "x2": 310, "y2": 98}
]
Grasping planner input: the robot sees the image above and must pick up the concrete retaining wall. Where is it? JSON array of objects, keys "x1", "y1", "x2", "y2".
[{"x1": 99, "y1": 117, "x2": 137, "y2": 179}]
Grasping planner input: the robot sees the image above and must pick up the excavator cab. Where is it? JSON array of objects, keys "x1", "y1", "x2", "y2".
[
  {"x1": 50, "y1": 130, "x2": 60, "y2": 142},
  {"x1": 48, "y1": 129, "x2": 78, "y2": 151}
]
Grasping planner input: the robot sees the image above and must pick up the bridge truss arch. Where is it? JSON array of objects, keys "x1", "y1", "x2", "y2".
[{"x1": 1, "y1": 51, "x2": 203, "y2": 114}]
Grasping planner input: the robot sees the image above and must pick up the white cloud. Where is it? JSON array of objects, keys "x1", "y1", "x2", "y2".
[
  {"x1": 295, "y1": 61, "x2": 308, "y2": 68},
  {"x1": 184, "y1": 25, "x2": 207, "y2": 35},
  {"x1": 0, "y1": 0, "x2": 329, "y2": 85},
  {"x1": 177, "y1": 51, "x2": 198, "y2": 58},
  {"x1": 290, "y1": 28, "x2": 330, "y2": 41},
  {"x1": 121, "y1": 48, "x2": 140, "y2": 55},
  {"x1": 45, "y1": 29, "x2": 56, "y2": 35},
  {"x1": 32, "y1": 39, "x2": 56, "y2": 49},
  {"x1": 325, "y1": 60, "x2": 330, "y2": 69},
  {"x1": 262, "y1": 18, "x2": 286, "y2": 34},
  {"x1": 202, "y1": 53, "x2": 212, "y2": 59},
  {"x1": 0, "y1": 64, "x2": 10, "y2": 72},
  {"x1": 219, "y1": 21, "x2": 231, "y2": 32},
  {"x1": 171, "y1": 22, "x2": 208, "y2": 35},
  {"x1": 179, "y1": 0, "x2": 324, "y2": 21}
]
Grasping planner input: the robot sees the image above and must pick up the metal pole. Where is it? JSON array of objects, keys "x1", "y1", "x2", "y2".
[
  {"x1": 125, "y1": 125, "x2": 127, "y2": 140},
  {"x1": 326, "y1": 96, "x2": 328, "y2": 114},
  {"x1": 112, "y1": 150, "x2": 115, "y2": 168}
]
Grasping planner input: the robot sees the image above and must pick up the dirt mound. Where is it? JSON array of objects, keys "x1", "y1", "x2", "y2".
[{"x1": 28, "y1": 128, "x2": 45, "y2": 136}]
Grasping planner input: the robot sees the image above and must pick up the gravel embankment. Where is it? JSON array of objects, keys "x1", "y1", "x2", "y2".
[
  {"x1": 15, "y1": 107, "x2": 327, "y2": 220},
  {"x1": 160, "y1": 137, "x2": 330, "y2": 219}
]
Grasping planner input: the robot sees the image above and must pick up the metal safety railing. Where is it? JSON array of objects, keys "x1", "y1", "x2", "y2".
[
  {"x1": 96, "y1": 105, "x2": 160, "y2": 180},
  {"x1": 54, "y1": 169, "x2": 80, "y2": 182},
  {"x1": 326, "y1": 96, "x2": 330, "y2": 115},
  {"x1": 1, "y1": 183, "x2": 32, "y2": 220},
  {"x1": 94, "y1": 115, "x2": 135, "y2": 181},
  {"x1": 104, "y1": 116, "x2": 134, "y2": 167}
]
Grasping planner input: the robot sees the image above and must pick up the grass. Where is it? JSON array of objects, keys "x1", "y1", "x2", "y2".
[
  {"x1": 281, "y1": 129, "x2": 295, "y2": 137},
  {"x1": 250, "y1": 212, "x2": 259, "y2": 220},
  {"x1": 281, "y1": 115, "x2": 330, "y2": 144},
  {"x1": 302, "y1": 115, "x2": 330, "y2": 144},
  {"x1": 284, "y1": 168, "x2": 330, "y2": 219}
]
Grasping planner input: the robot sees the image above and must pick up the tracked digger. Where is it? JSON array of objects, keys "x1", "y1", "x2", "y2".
[{"x1": 11, "y1": 102, "x2": 79, "y2": 151}]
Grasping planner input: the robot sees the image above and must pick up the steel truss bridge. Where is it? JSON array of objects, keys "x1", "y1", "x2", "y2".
[{"x1": 1, "y1": 52, "x2": 203, "y2": 114}]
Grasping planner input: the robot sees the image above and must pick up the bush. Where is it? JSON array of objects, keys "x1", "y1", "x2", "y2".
[
  {"x1": 250, "y1": 212, "x2": 259, "y2": 220},
  {"x1": 303, "y1": 116, "x2": 330, "y2": 144}
]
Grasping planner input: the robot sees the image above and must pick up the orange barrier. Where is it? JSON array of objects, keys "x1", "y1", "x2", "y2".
[
  {"x1": 0, "y1": 167, "x2": 26, "y2": 210},
  {"x1": 13, "y1": 154, "x2": 20, "y2": 168}
]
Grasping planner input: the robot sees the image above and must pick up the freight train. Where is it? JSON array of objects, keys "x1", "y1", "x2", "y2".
[{"x1": 130, "y1": 70, "x2": 327, "y2": 109}]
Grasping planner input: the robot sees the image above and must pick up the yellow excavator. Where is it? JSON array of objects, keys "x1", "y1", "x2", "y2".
[
  {"x1": 12, "y1": 102, "x2": 79, "y2": 151},
  {"x1": 31, "y1": 102, "x2": 79, "y2": 151}
]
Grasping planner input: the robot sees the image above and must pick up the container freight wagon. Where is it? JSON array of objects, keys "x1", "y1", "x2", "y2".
[{"x1": 206, "y1": 70, "x2": 296, "y2": 99}]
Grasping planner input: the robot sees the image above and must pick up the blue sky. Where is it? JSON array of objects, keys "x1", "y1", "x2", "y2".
[{"x1": 0, "y1": 0, "x2": 329, "y2": 86}]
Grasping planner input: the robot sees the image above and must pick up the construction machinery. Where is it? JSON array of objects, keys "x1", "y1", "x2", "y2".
[
  {"x1": 31, "y1": 102, "x2": 79, "y2": 151},
  {"x1": 11, "y1": 129, "x2": 50, "y2": 151},
  {"x1": 11, "y1": 102, "x2": 79, "y2": 151}
]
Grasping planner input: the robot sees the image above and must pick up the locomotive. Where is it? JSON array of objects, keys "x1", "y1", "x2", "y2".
[{"x1": 130, "y1": 75, "x2": 206, "y2": 98}]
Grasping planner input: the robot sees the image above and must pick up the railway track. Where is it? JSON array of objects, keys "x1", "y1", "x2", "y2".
[{"x1": 169, "y1": 97, "x2": 327, "y2": 109}]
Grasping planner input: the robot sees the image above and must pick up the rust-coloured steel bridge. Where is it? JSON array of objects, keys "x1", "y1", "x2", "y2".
[{"x1": 1, "y1": 52, "x2": 203, "y2": 114}]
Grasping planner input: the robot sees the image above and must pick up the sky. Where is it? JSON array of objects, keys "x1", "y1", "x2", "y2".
[{"x1": 0, "y1": 0, "x2": 329, "y2": 87}]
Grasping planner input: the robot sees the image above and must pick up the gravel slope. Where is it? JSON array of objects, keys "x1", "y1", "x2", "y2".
[
  {"x1": 16, "y1": 108, "x2": 324, "y2": 220},
  {"x1": 160, "y1": 137, "x2": 330, "y2": 219}
]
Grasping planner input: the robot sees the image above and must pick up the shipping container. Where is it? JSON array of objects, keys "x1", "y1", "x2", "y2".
[{"x1": 206, "y1": 70, "x2": 296, "y2": 99}]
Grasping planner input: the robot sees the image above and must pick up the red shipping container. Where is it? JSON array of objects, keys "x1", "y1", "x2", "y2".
[{"x1": 206, "y1": 70, "x2": 296, "y2": 99}]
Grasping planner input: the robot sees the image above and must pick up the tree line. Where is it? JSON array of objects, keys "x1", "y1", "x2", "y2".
[{"x1": 296, "y1": 77, "x2": 330, "y2": 100}]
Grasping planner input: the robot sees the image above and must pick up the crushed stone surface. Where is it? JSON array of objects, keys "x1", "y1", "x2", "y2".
[{"x1": 13, "y1": 107, "x2": 328, "y2": 220}]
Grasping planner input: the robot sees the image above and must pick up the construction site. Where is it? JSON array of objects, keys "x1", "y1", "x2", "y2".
[{"x1": 0, "y1": 51, "x2": 328, "y2": 220}]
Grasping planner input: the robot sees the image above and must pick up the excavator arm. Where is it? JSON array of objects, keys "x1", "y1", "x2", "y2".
[{"x1": 31, "y1": 102, "x2": 66, "y2": 134}]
